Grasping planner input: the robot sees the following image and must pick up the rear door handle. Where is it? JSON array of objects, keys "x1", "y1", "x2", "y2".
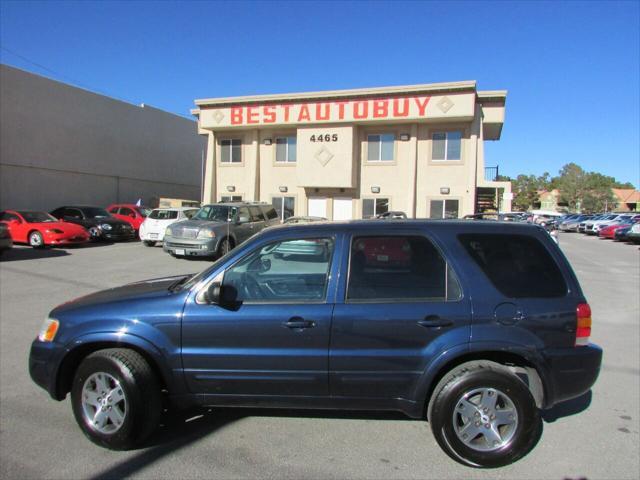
[
  {"x1": 418, "y1": 315, "x2": 453, "y2": 329},
  {"x1": 283, "y1": 317, "x2": 316, "y2": 329}
]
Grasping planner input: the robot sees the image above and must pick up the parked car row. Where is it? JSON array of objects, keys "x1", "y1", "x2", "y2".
[{"x1": 557, "y1": 212, "x2": 640, "y2": 244}]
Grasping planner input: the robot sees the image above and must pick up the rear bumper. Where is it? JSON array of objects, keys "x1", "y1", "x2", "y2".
[
  {"x1": 542, "y1": 343, "x2": 603, "y2": 408},
  {"x1": 0, "y1": 237, "x2": 13, "y2": 250}
]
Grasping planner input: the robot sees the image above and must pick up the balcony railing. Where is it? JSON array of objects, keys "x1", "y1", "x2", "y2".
[{"x1": 485, "y1": 166, "x2": 499, "y2": 182}]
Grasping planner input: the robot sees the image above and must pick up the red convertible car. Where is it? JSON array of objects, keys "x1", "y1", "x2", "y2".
[
  {"x1": 106, "y1": 204, "x2": 151, "y2": 233},
  {"x1": 0, "y1": 210, "x2": 90, "y2": 248}
]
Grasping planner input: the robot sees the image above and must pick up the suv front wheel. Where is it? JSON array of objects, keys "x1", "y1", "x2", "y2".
[
  {"x1": 70, "y1": 348, "x2": 162, "y2": 450},
  {"x1": 428, "y1": 361, "x2": 541, "y2": 468}
]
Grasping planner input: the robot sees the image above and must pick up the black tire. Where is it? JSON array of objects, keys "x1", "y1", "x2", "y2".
[
  {"x1": 28, "y1": 230, "x2": 45, "y2": 249},
  {"x1": 217, "y1": 238, "x2": 232, "y2": 258},
  {"x1": 143, "y1": 240, "x2": 156, "y2": 247},
  {"x1": 70, "y1": 348, "x2": 162, "y2": 450},
  {"x1": 428, "y1": 361, "x2": 541, "y2": 468}
]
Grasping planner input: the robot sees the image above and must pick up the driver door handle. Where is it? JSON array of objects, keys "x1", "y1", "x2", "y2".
[
  {"x1": 418, "y1": 315, "x2": 453, "y2": 329},
  {"x1": 283, "y1": 317, "x2": 316, "y2": 329}
]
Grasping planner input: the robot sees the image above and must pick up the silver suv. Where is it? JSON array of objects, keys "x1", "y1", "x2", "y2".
[{"x1": 163, "y1": 202, "x2": 280, "y2": 258}]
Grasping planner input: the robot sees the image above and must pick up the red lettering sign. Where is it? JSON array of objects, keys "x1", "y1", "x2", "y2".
[
  {"x1": 393, "y1": 98, "x2": 409, "y2": 117},
  {"x1": 298, "y1": 104, "x2": 311, "y2": 122},
  {"x1": 414, "y1": 97, "x2": 431, "y2": 116},
  {"x1": 247, "y1": 106, "x2": 259, "y2": 124},
  {"x1": 316, "y1": 103, "x2": 330, "y2": 121},
  {"x1": 353, "y1": 101, "x2": 369, "y2": 119},
  {"x1": 335, "y1": 101, "x2": 348, "y2": 120},
  {"x1": 231, "y1": 107, "x2": 243, "y2": 125},
  {"x1": 263, "y1": 105, "x2": 276, "y2": 123},
  {"x1": 372, "y1": 99, "x2": 388, "y2": 118}
]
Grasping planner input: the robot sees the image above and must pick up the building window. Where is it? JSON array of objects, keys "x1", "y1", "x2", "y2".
[
  {"x1": 275, "y1": 136, "x2": 297, "y2": 163},
  {"x1": 367, "y1": 134, "x2": 394, "y2": 162},
  {"x1": 429, "y1": 199, "x2": 459, "y2": 219},
  {"x1": 272, "y1": 196, "x2": 295, "y2": 220},
  {"x1": 221, "y1": 139, "x2": 242, "y2": 163},
  {"x1": 220, "y1": 195, "x2": 243, "y2": 202},
  {"x1": 362, "y1": 198, "x2": 389, "y2": 219},
  {"x1": 432, "y1": 131, "x2": 462, "y2": 161}
]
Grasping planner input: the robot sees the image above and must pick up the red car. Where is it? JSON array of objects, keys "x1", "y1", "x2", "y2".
[
  {"x1": 0, "y1": 210, "x2": 90, "y2": 248},
  {"x1": 599, "y1": 220, "x2": 639, "y2": 239},
  {"x1": 106, "y1": 204, "x2": 151, "y2": 232}
]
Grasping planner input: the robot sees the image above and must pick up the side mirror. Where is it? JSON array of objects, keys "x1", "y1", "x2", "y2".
[
  {"x1": 205, "y1": 282, "x2": 222, "y2": 304},
  {"x1": 129, "y1": 213, "x2": 136, "y2": 218}
]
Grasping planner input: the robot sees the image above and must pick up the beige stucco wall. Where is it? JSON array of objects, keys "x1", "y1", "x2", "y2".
[
  {"x1": 0, "y1": 64, "x2": 204, "y2": 210},
  {"x1": 196, "y1": 81, "x2": 508, "y2": 218}
]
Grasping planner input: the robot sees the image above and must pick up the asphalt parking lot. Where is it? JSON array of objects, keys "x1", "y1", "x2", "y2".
[{"x1": 0, "y1": 233, "x2": 638, "y2": 479}]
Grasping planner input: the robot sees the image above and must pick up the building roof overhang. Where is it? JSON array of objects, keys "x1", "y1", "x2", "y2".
[{"x1": 193, "y1": 80, "x2": 478, "y2": 110}]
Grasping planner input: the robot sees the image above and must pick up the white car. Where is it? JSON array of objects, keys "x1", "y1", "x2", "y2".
[{"x1": 139, "y1": 207, "x2": 199, "y2": 246}]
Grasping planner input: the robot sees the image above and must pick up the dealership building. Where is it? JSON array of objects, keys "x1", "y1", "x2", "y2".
[{"x1": 192, "y1": 81, "x2": 511, "y2": 220}]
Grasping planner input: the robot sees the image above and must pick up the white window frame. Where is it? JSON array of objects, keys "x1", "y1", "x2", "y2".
[
  {"x1": 272, "y1": 195, "x2": 296, "y2": 220},
  {"x1": 366, "y1": 133, "x2": 395, "y2": 162},
  {"x1": 220, "y1": 195, "x2": 243, "y2": 203},
  {"x1": 362, "y1": 198, "x2": 390, "y2": 219},
  {"x1": 220, "y1": 139, "x2": 242, "y2": 163},
  {"x1": 432, "y1": 131, "x2": 462, "y2": 161},
  {"x1": 429, "y1": 199, "x2": 460, "y2": 219},
  {"x1": 275, "y1": 136, "x2": 297, "y2": 163}
]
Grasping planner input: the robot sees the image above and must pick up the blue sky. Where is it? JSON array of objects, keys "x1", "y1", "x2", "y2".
[{"x1": 1, "y1": 0, "x2": 638, "y2": 186}]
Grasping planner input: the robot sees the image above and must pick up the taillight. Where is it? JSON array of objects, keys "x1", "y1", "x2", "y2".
[{"x1": 575, "y1": 303, "x2": 592, "y2": 346}]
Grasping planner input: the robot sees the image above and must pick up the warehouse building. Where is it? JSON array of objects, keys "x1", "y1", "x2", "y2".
[
  {"x1": 192, "y1": 81, "x2": 511, "y2": 220},
  {"x1": 0, "y1": 64, "x2": 204, "y2": 210}
]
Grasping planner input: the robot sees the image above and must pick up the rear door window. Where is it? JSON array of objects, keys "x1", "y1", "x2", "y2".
[
  {"x1": 347, "y1": 235, "x2": 461, "y2": 302},
  {"x1": 249, "y1": 206, "x2": 265, "y2": 222},
  {"x1": 458, "y1": 234, "x2": 567, "y2": 298}
]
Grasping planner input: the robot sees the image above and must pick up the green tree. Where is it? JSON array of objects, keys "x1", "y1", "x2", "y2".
[
  {"x1": 511, "y1": 174, "x2": 541, "y2": 211},
  {"x1": 556, "y1": 163, "x2": 588, "y2": 211}
]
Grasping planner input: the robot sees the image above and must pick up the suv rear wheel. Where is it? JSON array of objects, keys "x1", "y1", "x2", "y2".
[
  {"x1": 428, "y1": 361, "x2": 541, "y2": 468},
  {"x1": 70, "y1": 348, "x2": 161, "y2": 450}
]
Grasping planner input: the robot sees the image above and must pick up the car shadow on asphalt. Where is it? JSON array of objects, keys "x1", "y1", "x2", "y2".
[
  {"x1": 0, "y1": 247, "x2": 70, "y2": 261},
  {"x1": 87, "y1": 407, "x2": 414, "y2": 480},
  {"x1": 542, "y1": 391, "x2": 592, "y2": 423}
]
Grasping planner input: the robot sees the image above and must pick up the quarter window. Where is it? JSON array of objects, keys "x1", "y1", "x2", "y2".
[
  {"x1": 362, "y1": 198, "x2": 389, "y2": 219},
  {"x1": 221, "y1": 139, "x2": 242, "y2": 163},
  {"x1": 367, "y1": 134, "x2": 394, "y2": 162},
  {"x1": 275, "y1": 136, "x2": 297, "y2": 163},
  {"x1": 272, "y1": 196, "x2": 295, "y2": 221},
  {"x1": 429, "y1": 199, "x2": 459, "y2": 219},
  {"x1": 458, "y1": 234, "x2": 567, "y2": 298},
  {"x1": 222, "y1": 237, "x2": 335, "y2": 302},
  {"x1": 347, "y1": 235, "x2": 461, "y2": 301},
  {"x1": 432, "y1": 131, "x2": 462, "y2": 161}
]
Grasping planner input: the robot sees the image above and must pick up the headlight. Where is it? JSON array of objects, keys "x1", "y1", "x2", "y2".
[
  {"x1": 47, "y1": 228, "x2": 64, "y2": 234},
  {"x1": 101, "y1": 223, "x2": 112, "y2": 231},
  {"x1": 197, "y1": 229, "x2": 216, "y2": 239},
  {"x1": 38, "y1": 317, "x2": 60, "y2": 342}
]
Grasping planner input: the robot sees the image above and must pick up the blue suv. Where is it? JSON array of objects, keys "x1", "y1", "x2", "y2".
[{"x1": 29, "y1": 220, "x2": 602, "y2": 467}]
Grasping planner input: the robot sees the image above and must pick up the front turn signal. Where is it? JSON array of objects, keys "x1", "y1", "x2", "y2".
[{"x1": 38, "y1": 318, "x2": 59, "y2": 342}]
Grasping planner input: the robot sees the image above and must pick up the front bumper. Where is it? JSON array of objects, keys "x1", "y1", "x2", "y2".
[
  {"x1": 101, "y1": 231, "x2": 136, "y2": 241},
  {"x1": 163, "y1": 237, "x2": 219, "y2": 257},
  {"x1": 29, "y1": 339, "x2": 61, "y2": 400},
  {"x1": 542, "y1": 343, "x2": 603, "y2": 408}
]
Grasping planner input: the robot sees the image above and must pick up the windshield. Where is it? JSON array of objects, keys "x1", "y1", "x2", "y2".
[
  {"x1": 149, "y1": 209, "x2": 178, "y2": 220},
  {"x1": 193, "y1": 205, "x2": 236, "y2": 222},
  {"x1": 82, "y1": 208, "x2": 111, "y2": 218},
  {"x1": 18, "y1": 211, "x2": 57, "y2": 223}
]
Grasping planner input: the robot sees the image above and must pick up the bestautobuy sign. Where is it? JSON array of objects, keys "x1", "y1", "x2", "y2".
[{"x1": 199, "y1": 93, "x2": 475, "y2": 128}]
